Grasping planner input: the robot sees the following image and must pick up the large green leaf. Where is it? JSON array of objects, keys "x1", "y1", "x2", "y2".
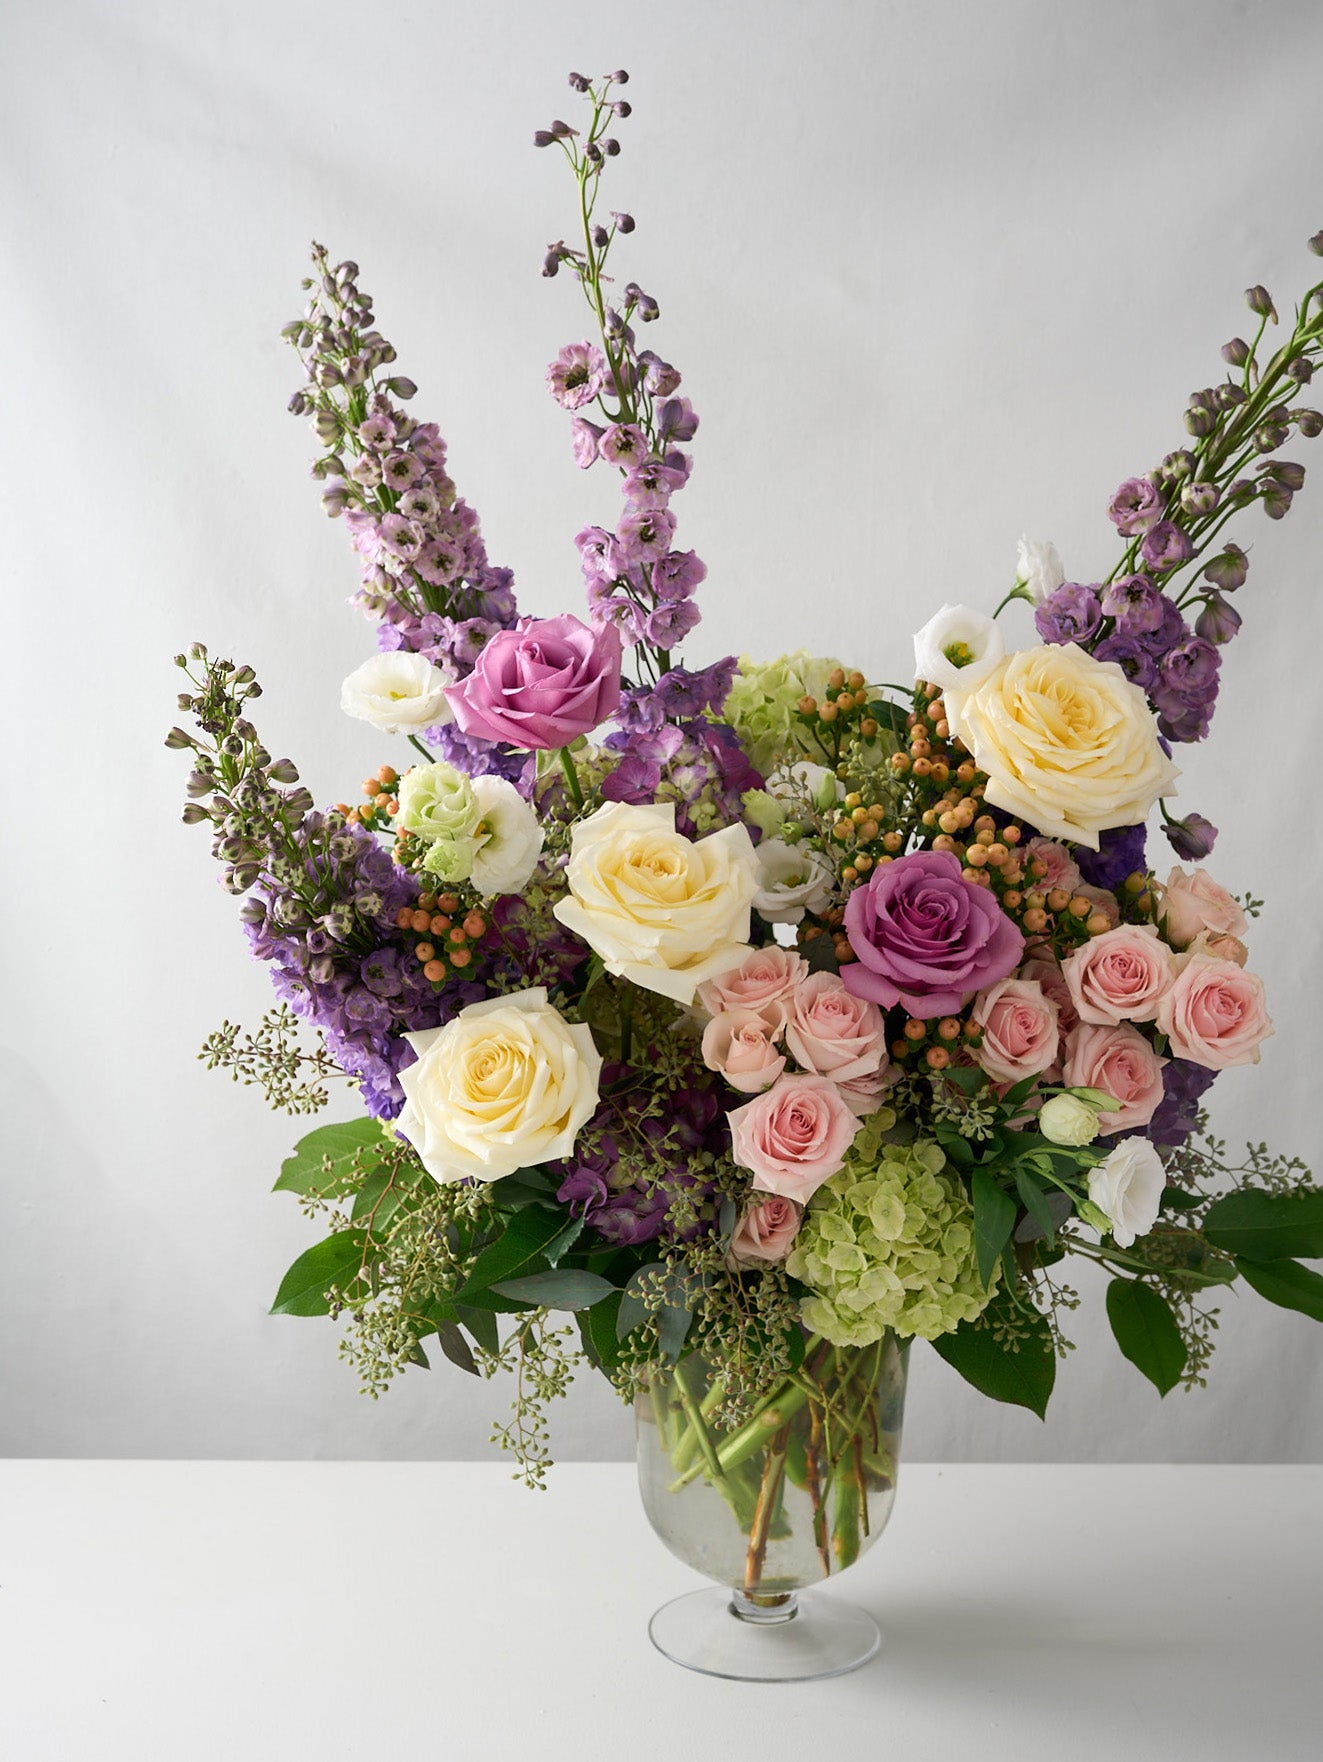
[
  {"x1": 577, "y1": 1292, "x2": 625, "y2": 1370},
  {"x1": 457, "y1": 1206, "x2": 571, "y2": 1300},
  {"x1": 972, "y1": 1169, "x2": 1018, "y2": 1289},
  {"x1": 1105, "y1": 1279, "x2": 1186, "y2": 1396},
  {"x1": 930, "y1": 1291, "x2": 1055, "y2": 1419},
  {"x1": 274, "y1": 1118, "x2": 387, "y2": 1198},
  {"x1": 455, "y1": 1303, "x2": 501, "y2": 1356},
  {"x1": 1203, "y1": 1188, "x2": 1323, "y2": 1261},
  {"x1": 270, "y1": 1229, "x2": 370, "y2": 1317},
  {"x1": 1236, "y1": 1256, "x2": 1323, "y2": 1323},
  {"x1": 492, "y1": 1268, "x2": 617, "y2": 1311}
]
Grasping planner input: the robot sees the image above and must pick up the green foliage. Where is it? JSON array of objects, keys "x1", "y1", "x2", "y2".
[
  {"x1": 458, "y1": 1207, "x2": 573, "y2": 1300},
  {"x1": 1202, "y1": 1188, "x2": 1323, "y2": 1261},
  {"x1": 1236, "y1": 1257, "x2": 1323, "y2": 1323},
  {"x1": 972, "y1": 1168, "x2": 1018, "y2": 1288},
  {"x1": 930, "y1": 1287, "x2": 1055, "y2": 1418},
  {"x1": 274, "y1": 1117, "x2": 389, "y2": 1198},
  {"x1": 493, "y1": 1268, "x2": 617, "y2": 1310},
  {"x1": 577, "y1": 1292, "x2": 626, "y2": 1372},
  {"x1": 1105, "y1": 1279, "x2": 1187, "y2": 1396},
  {"x1": 271, "y1": 1229, "x2": 371, "y2": 1317}
]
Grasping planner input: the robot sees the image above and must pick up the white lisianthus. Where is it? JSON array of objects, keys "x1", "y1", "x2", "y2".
[
  {"x1": 397, "y1": 989, "x2": 601, "y2": 1183},
  {"x1": 1038, "y1": 1093, "x2": 1102, "y2": 1147},
  {"x1": 340, "y1": 652, "x2": 454, "y2": 734},
  {"x1": 752, "y1": 839, "x2": 835, "y2": 926},
  {"x1": 552, "y1": 800, "x2": 759, "y2": 1004},
  {"x1": 1015, "y1": 535, "x2": 1066, "y2": 605},
  {"x1": 1087, "y1": 1139, "x2": 1165, "y2": 1249},
  {"x1": 912, "y1": 604, "x2": 1005, "y2": 736},
  {"x1": 469, "y1": 776, "x2": 545, "y2": 896}
]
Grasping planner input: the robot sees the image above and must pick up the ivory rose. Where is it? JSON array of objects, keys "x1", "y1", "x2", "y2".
[
  {"x1": 1155, "y1": 952, "x2": 1273, "y2": 1069},
  {"x1": 1159, "y1": 866, "x2": 1249, "y2": 949},
  {"x1": 1061, "y1": 924, "x2": 1175, "y2": 1026},
  {"x1": 970, "y1": 978, "x2": 1060, "y2": 1085},
  {"x1": 701, "y1": 1010, "x2": 787, "y2": 1093},
  {"x1": 1088, "y1": 1139, "x2": 1165, "y2": 1249},
  {"x1": 552, "y1": 800, "x2": 759, "y2": 1004},
  {"x1": 727, "y1": 1195, "x2": 803, "y2": 1267},
  {"x1": 1038, "y1": 1093, "x2": 1102, "y2": 1147},
  {"x1": 340, "y1": 651, "x2": 453, "y2": 735},
  {"x1": 955, "y1": 643, "x2": 1179, "y2": 848},
  {"x1": 785, "y1": 973, "x2": 888, "y2": 1086},
  {"x1": 728, "y1": 1074, "x2": 859, "y2": 1203},
  {"x1": 697, "y1": 945, "x2": 807, "y2": 1020},
  {"x1": 396, "y1": 988, "x2": 601, "y2": 1183},
  {"x1": 1062, "y1": 1023, "x2": 1167, "y2": 1133}
]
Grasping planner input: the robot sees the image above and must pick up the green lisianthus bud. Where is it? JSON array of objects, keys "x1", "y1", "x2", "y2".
[
  {"x1": 741, "y1": 788, "x2": 786, "y2": 838},
  {"x1": 1038, "y1": 1093, "x2": 1102, "y2": 1147},
  {"x1": 397, "y1": 761, "x2": 481, "y2": 843}
]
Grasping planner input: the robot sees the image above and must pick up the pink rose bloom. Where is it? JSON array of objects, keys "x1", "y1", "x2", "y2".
[
  {"x1": 701, "y1": 1010, "x2": 787, "y2": 1094},
  {"x1": 697, "y1": 946, "x2": 806, "y2": 1021},
  {"x1": 728, "y1": 1074, "x2": 859, "y2": 1203},
  {"x1": 1024, "y1": 838, "x2": 1084, "y2": 896},
  {"x1": 1188, "y1": 929, "x2": 1249, "y2": 968},
  {"x1": 1062, "y1": 924, "x2": 1175, "y2": 1026},
  {"x1": 970, "y1": 978, "x2": 1060, "y2": 1085},
  {"x1": 1160, "y1": 866, "x2": 1249, "y2": 950},
  {"x1": 444, "y1": 613, "x2": 621, "y2": 750},
  {"x1": 1156, "y1": 952, "x2": 1273, "y2": 1070},
  {"x1": 835, "y1": 1067, "x2": 894, "y2": 1118},
  {"x1": 785, "y1": 972, "x2": 887, "y2": 1085},
  {"x1": 1063, "y1": 1023, "x2": 1167, "y2": 1133},
  {"x1": 727, "y1": 1195, "x2": 803, "y2": 1268},
  {"x1": 1019, "y1": 953, "x2": 1079, "y2": 1038}
]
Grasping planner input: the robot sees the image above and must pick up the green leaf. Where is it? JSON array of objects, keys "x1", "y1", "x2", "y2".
[
  {"x1": 1236, "y1": 1256, "x2": 1323, "y2": 1323},
  {"x1": 543, "y1": 1217, "x2": 585, "y2": 1266},
  {"x1": 577, "y1": 1292, "x2": 625, "y2": 1370},
  {"x1": 617, "y1": 1261, "x2": 664, "y2": 1341},
  {"x1": 972, "y1": 1168, "x2": 1018, "y2": 1288},
  {"x1": 434, "y1": 1319, "x2": 479, "y2": 1376},
  {"x1": 487, "y1": 1167, "x2": 559, "y2": 1209},
  {"x1": 938, "y1": 1128, "x2": 975, "y2": 1168},
  {"x1": 657, "y1": 1298, "x2": 694, "y2": 1362},
  {"x1": 270, "y1": 1229, "x2": 370, "y2": 1317},
  {"x1": 930, "y1": 1291, "x2": 1055, "y2": 1418},
  {"x1": 1203, "y1": 1188, "x2": 1323, "y2": 1260},
  {"x1": 942, "y1": 1064, "x2": 987, "y2": 1097},
  {"x1": 458, "y1": 1206, "x2": 571, "y2": 1300},
  {"x1": 454, "y1": 1303, "x2": 500, "y2": 1355},
  {"x1": 865, "y1": 699, "x2": 909, "y2": 740},
  {"x1": 1105, "y1": 1279, "x2": 1187, "y2": 1396},
  {"x1": 274, "y1": 1118, "x2": 386, "y2": 1197},
  {"x1": 1161, "y1": 1184, "x2": 1202, "y2": 1213},
  {"x1": 1014, "y1": 1168, "x2": 1058, "y2": 1244},
  {"x1": 492, "y1": 1268, "x2": 617, "y2": 1311}
]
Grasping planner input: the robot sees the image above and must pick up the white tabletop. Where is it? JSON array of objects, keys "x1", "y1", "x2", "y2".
[{"x1": 0, "y1": 1461, "x2": 1318, "y2": 1760}]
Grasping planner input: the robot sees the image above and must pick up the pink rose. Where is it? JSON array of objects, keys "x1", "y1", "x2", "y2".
[
  {"x1": 727, "y1": 1195, "x2": 803, "y2": 1268},
  {"x1": 835, "y1": 1067, "x2": 894, "y2": 1118},
  {"x1": 728, "y1": 1074, "x2": 859, "y2": 1203},
  {"x1": 1074, "y1": 883, "x2": 1121, "y2": 930},
  {"x1": 1188, "y1": 929, "x2": 1249, "y2": 968},
  {"x1": 1024, "y1": 838, "x2": 1084, "y2": 896},
  {"x1": 785, "y1": 972, "x2": 888, "y2": 1085},
  {"x1": 1155, "y1": 952, "x2": 1273, "y2": 1070},
  {"x1": 971, "y1": 978, "x2": 1059, "y2": 1084},
  {"x1": 1019, "y1": 953, "x2": 1079, "y2": 1038},
  {"x1": 1063, "y1": 1023, "x2": 1167, "y2": 1133},
  {"x1": 1061, "y1": 924, "x2": 1174, "y2": 1025},
  {"x1": 444, "y1": 613, "x2": 621, "y2": 750},
  {"x1": 1160, "y1": 866, "x2": 1249, "y2": 950},
  {"x1": 697, "y1": 946, "x2": 807, "y2": 1020},
  {"x1": 701, "y1": 1010, "x2": 787, "y2": 1094}
]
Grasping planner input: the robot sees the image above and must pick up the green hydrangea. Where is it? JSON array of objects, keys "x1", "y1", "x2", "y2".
[
  {"x1": 786, "y1": 1123, "x2": 996, "y2": 1346},
  {"x1": 725, "y1": 650, "x2": 840, "y2": 774}
]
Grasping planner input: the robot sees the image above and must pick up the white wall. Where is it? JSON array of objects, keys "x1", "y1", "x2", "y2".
[{"x1": 3, "y1": 0, "x2": 1321, "y2": 1464}]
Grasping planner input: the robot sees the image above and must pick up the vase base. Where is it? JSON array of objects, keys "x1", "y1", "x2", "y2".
[{"x1": 648, "y1": 1586, "x2": 882, "y2": 1682}]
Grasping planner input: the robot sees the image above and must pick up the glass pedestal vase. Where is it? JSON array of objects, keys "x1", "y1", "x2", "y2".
[{"x1": 635, "y1": 1332, "x2": 908, "y2": 1681}]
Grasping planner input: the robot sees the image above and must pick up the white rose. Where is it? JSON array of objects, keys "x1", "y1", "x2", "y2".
[
  {"x1": 552, "y1": 800, "x2": 759, "y2": 1004},
  {"x1": 340, "y1": 652, "x2": 454, "y2": 735},
  {"x1": 752, "y1": 838, "x2": 835, "y2": 926},
  {"x1": 1015, "y1": 535, "x2": 1066, "y2": 605},
  {"x1": 1087, "y1": 1139, "x2": 1165, "y2": 1249},
  {"x1": 396, "y1": 988, "x2": 601, "y2": 1183},
  {"x1": 912, "y1": 604, "x2": 1005, "y2": 736},
  {"x1": 469, "y1": 776, "x2": 545, "y2": 896}
]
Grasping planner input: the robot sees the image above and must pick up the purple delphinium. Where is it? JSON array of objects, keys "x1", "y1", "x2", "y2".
[
  {"x1": 1035, "y1": 582, "x2": 1103, "y2": 645},
  {"x1": 1093, "y1": 634, "x2": 1158, "y2": 692},
  {"x1": 1139, "y1": 520, "x2": 1194, "y2": 574},
  {"x1": 1146, "y1": 1058, "x2": 1218, "y2": 1150},
  {"x1": 1108, "y1": 477, "x2": 1164, "y2": 535},
  {"x1": 1164, "y1": 811, "x2": 1218, "y2": 860},
  {"x1": 1075, "y1": 822, "x2": 1148, "y2": 892},
  {"x1": 546, "y1": 340, "x2": 609, "y2": 408},
  {"x1": 1099, "y1": 572, "x2": 1164, "y2": 636}
]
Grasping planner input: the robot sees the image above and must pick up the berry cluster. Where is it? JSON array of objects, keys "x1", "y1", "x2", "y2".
[
  {"x1": 392, "y1": 892, "x2": 490, "y2": 983},
  {"x1": 336, "y1": 764, "x2": 400, "y2": 833}
]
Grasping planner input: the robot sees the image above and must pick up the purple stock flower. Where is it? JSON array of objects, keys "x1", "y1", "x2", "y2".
[
  {"x1": 1034, "y1": 583, "x2": 1103, "y2": 645},
  {"x1": 1108, "y1": 477, "x2": 1164, "y2": 535},
  {"x1": 1093, "y1": 635, "x2": 1158, "y2": 691},
  {"x1": 1075, "y1": 822, "x2": 1147, "y2": 891},
  {"x1": 1164, "y1": 812, "x2": 1218, "y2": 860},
  {"x1": 1139, "y1": 521, "x2": 1194, "y2": 573},
  {"x1": 546, "y1": 341, "x2": 608, "y2": 410},
  {"x1": 1100, "y1": 572, "x2": 1164, "y2": 635}
]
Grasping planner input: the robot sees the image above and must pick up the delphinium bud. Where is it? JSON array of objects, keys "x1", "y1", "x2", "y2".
[
  {"x1": 609, "y1": 69, "x2": 629, "y2": 84},
  {"x1": 603, "y1": 137, "x2": 621, "y2": 157},
  {"x1": 1216, "y1": 382, "x2": 1247, "y2": 409},
  {"x1": 1179, "y1": 480, "x2": 1218, "y2": 515},
  {"x1": 1245, "y1": 284, "x2": 1277, "y2": 320},
  {"x1": 1286, "y1": 355, "x2": 1315, "y2": 385},
  {"x1": 1294, "y1": 408, "x2": 1323, "y2": 438},
  {"x1": 585, "y1": 141, "x2": 603, "y2": 166},
  {"x1": 1254, "y1": 420, "x2": 1289, "y2": 451},
  {"x1": 592, "y1": 224, "x2": 609, "y2": 248},
  {"x1": 1204, "y1": 542, "x2": 1248, "y2": 591},
  {"x1": 1159, "y1": 448, "x2": 1196, "y2": 483},
  {"x1": 568, "y1": 70, "x2": 590, "y2": 91},
  {"x1": 1165, "y1": 812, "x2": 1218, "y2": 861},
  {"x1": 1265, "y1": 460, "x2": 1306, "y2": 491},
  {"x1": 613, "y1": 101, "x2": 632, "y2": 118},
  {"x1": 1195, "y1": 593, "x2": 1242, "y2": 644},
  {"x1": 1184, "y1": 402, "x2": 1216, "y2": 438},
  {"x1": 611, "y1": 210, "x2": 635, "y2": 233},
  {"x1": 1221, "y1": 336, "x2": 1251, "y2": 367},
  {"x1": 1308, "y1": 230, "x2": 1323, "y2": 257}
]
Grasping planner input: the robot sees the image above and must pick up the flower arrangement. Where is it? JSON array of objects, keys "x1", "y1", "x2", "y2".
[{"x1": 173, "y1": 72, "x2": 1323, "y2": 1540}]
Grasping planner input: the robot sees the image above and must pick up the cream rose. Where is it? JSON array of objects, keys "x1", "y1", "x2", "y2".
[
  {"x1": 396, "y1": 988, "x2": 601, "y2": 1183},
  {"x1": 340, "y1": 651, "x2": 454, "y2": 734},
  {"x1": 955, "y1": 644, "x2": 1179, "y2": 848},
  {"x1": 552, "y1": 801, "x2": 759, "y2": 1004}
]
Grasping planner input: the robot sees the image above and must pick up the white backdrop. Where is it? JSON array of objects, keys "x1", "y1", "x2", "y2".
[{"x1": 3, "y1": 0, "x2": 1321, "y2": 1463}]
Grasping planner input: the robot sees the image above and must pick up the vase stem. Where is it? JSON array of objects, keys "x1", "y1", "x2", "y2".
[{"x1": 729, "y1": 1588, "x2": 798, "y2": 1625}]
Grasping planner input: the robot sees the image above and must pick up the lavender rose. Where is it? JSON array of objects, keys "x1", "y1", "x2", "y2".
[
  {"x1": 444, "y1": 613, "x2": 622, "y2": 750},
  {"x1": 841, "y1": 850, "x2": 1025, "y2": 1018}
]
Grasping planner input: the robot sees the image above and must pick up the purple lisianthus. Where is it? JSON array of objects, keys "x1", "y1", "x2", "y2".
[
  {"x1": 1093, "y1": 635, "x2": 1158, "y2": 691},
  {"x1": 840, "y1": 850, "x2": 1025, "y2": 1017},
  {"x1": 1164, "y1": 811, "x2": 1218, "y2": 860},
  {"x1": 1034, "y1": 582, "x2": 1103, "y2": 645},
  {"x1": 1139, "y1": 521, "x2": 1194, "y2": 573},
  {"x1": 1075, "y1": 822, "x2": 1147, "y2": 891},
  {"x1": 445, "y1": 612, "x2": 622, "y2": 750},
  {"x1": 1108, "y1": 476, "x2": 1164, "y2": 535},
  {"x1": 546, "y1": 340, "x2": 608, "y2": 410},
  {"x1": 1100, "y1": 572, "x2": 1164, "y2": 636}
]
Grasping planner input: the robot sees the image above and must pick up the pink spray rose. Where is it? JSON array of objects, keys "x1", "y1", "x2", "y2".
[
  {"x1": 697, "y1": 946, "x2": 807, "y2": 1021},
  {"x1": 841, "y1": 850, "x2": 1024, "y2": 1017},
  {"x1": 1187, "y1": 929, "x2": 1249, "y2": 968},
  {"x1": 1159, "y1": 866, "x2": 1249, "y2": 949},
  {"x1": 1063, "y1": 1023, "x2": 1167, "y2": 1133},
  {"x1": 728, "y1": 1074, "x2": 859, "y2": 1203},
  {"x1": 834, "y1": 1067, "x2": 894, "y2": 1118},
  {"x1": 1023, "y1": 838, "x2": 1084, "y2": 897},
  {"x1": 1061, "y1": 924, "x2": 1175, "y2": 1025},
  {"x1": 785, "y1": 972, "x2": 888, "y2": 1086},
  {"x1": 444, "y1": 613, "x2": 621, "y2": 750},
  {"x1": 727, "y1": 1195, "x2": 803, "y2": 1268},
  {"x1": 1155, "y1": 952, "x2": 1273, "y2": 1069},
  {"x1": 701, "y1": 1010, "x2": 787, "y2": 1094},
  {"x1": 970, "y1": 978, "x2": 1060, "y2": 1085},
  {"x1": 1019, "y1": 953, "x2": 1079, "y2": 1038}
]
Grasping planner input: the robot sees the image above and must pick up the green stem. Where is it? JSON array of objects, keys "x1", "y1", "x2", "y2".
[{"x1": 557, "y1": 745, "x2": 584, "y2": 810}]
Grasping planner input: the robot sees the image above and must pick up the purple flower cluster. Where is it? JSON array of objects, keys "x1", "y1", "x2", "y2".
[
  {"x1": 1143, "y1": 1057, "x2": 1218, "y2": 1151},
  {"x1": 599, "y1": 659, "x2": 761, "y2": 835}
]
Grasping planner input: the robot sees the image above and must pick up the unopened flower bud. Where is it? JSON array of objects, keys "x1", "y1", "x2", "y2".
[
  {"x1": 584, "y1": 141, "x2": 602, "y2": 164},
  {"x1": 568, "y1": 70, "x2": 590, "y2": 91},
  {"x1": 603, "y1": 137, "x2": 621, "y2": 156},
  {"x1": 1286, "y1": 356, "x2": 1315, "y2": 385},
  {"x1": 268, "y1": 758, "x2": 300, "y2": 784},
  {"x1": 1183, "y1": 405, "x2": 1216, "y2": 437},
  {"x1": 1195, "y1": 592, "x2": 1242, "y2": 645},
  {"x1": 1221, "y1": 336, "x2": 1250, "y2": 367},
  {"x1": 181, "y1": 801, "x2": 211, "y2": 825},
  {"x1": 1308, "y1": 230, "x2": 1323, "y2": 256},
  {"x1": 1294, "y1": 408, "x2": 1323, "y2": 438},
  {"x1": 1159, "y1": 449, "x2": 1196, "y2": 482},
  {"x1": 313, "y1": 411, "x2": 341, "y2": 445},
  {"x1": 541, "y1": 249, "x2": 560, "y2": 278},
  {"x1": 1164, "y1": 811, "x2": 1217, "y2": 861},
  {"x1": 385, "y1": 376, "x2": 417, "y2": 399},
  {"x1": 1245, "y1": 284, "x2": 1277, "y2": 320},
  {"x1": 1264, "y1": 459, "x2": 1306, "y2": 490},
  {"x1": 1203, "y1": 542, "x2": 1248, "y2": 591},
  {"x1": 609, "y1": 69, "x2": 629, "y2": 83},
  {"x1": 1180, "y1": 481, "x2": 1218, "y2": 515},
  {"x1": 163, "y1": 726, "x2": 194, "y2": 750},
  {"x1": 611, "y1": 210, "x2": 635, "y2": 233},
  {"x1": 533, "y1": 130, "x2": 556, "y2": 148},
  {"x1": 1254, "y1": 423, "x2": 1288, "y2": 451},
  {"x1": 592, "y1": 224, "x2": 609, "y2": 247},
  {"x1": 1215, "y1": 382, "x2": 1247, "y2": 408},
  {"x1": 613, "y1": 100, "x2": 632, "y2": 117},
  {"x1": 1039, "y1": 1093, "x2": 1101, "y2": 1148}
]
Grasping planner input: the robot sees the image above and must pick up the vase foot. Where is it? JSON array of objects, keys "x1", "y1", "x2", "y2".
[{"x1": 648, "y1": 1585, "x2": 882, "y2": 1682}]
